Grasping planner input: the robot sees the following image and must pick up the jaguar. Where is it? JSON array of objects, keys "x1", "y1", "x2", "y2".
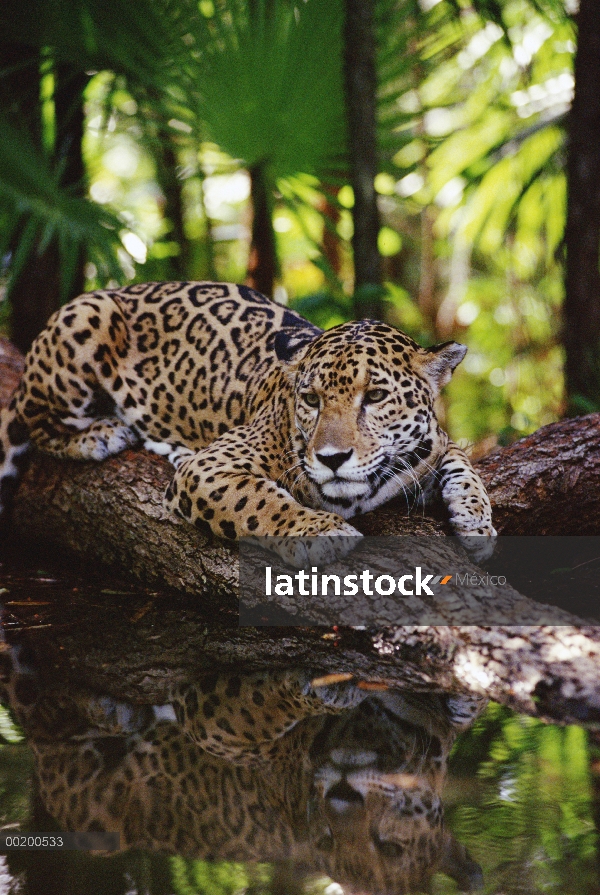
[{"x1": 0, "y1": 282, "x2": 496, "y2": 564}]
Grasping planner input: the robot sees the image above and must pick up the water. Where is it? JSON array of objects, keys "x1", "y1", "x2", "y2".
[{"x1": 0, "y1": 553, "x2": 598, "y2": 895}]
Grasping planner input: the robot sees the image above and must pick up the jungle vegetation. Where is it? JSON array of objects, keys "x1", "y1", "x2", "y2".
[{"x1": 0, "y1": 0, "x2": 598, "y2": 448}]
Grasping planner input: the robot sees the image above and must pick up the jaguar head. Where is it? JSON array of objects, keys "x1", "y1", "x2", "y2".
[
  {"x1": 276, "y1": 321, "x2": 466, "y2": 516},
  {"x1": 302, "y1": 694, "x2": 483, "y2": 894}
]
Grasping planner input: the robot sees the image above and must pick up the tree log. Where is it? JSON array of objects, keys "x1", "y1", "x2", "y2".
[
  {"x1": 3, "y1": 339, "x2": 600, "y2": 726},
  {"x1": 477, "y1": 414, "x2": 600, "y2": 535},
  {"x1": 9, "y1": 398, "x2": 600, "y2": 590}
]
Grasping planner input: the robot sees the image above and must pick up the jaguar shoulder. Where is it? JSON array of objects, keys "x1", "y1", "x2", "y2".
[{"x1": 0, "y1": 281, "x2": 495, "y2": 563}]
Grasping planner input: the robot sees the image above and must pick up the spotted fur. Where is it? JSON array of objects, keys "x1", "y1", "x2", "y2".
[{"x1": 0, "y1": 282, "x2": 495, "y2": 563}]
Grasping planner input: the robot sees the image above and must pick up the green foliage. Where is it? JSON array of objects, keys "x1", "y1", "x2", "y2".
[
  {"x1": 0, "y1": 0, "x2": 580, "y2": 443},
  {"x1": 0, "y1": 705, "x2": 32, "y2": 836},
  {"x1": 193, "y1": 0, "x2": 346, "y2": 183},
  {"x1": 0, "y1": 0, "x2": 195, "y2": 303},
  {"x1": 443, "y1": 704, "x2": 598, "y2": 895},
  {"x1": 444, "y1": 272, "x2": 563, "y2": 443},
  {"x1": 170, "y1": 858, "x2": 259, "y2": 895},
  {"x1": 373, "y1": 0, "x2": 574, "y2": 443},
  {"x1": 0, "y1": 115, "x2": 122, "y2": 301},
  {"x1": 0, "y1": 704, "x2": 24, "y2": 744},
  {"x1": 0, "y1": 0, "x2": 187, "y2": 89}
]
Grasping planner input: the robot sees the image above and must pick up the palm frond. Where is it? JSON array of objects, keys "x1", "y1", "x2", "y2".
[
  {"x1": 0, "y1": 116, "x2": 122, "y2": 299},
  {"x1": 191, "y1": 0, "x2": 347, "y2": 182}
]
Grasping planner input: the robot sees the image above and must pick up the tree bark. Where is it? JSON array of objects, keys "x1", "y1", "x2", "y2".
[
  {"x1": 3, "y1": 351, "x2": 600, "y2": 725},
  {"x1": 343, "y1": 0, "x2": 384, "y2": 319},
  {"x1": 9, "y1": 411, "x2": 600, "y2": 592},
  {"x1": 156, "y1": 138, "x2": 190, "y2": 279},
  {"x1": 246, "y1": 162, "x2": 278, "y2": 298},
  {"x1": 564, "y1": 0, "x2": 600, "y2": 414},
  {"x1": 475, "y1": 413, "x2": 600, "y2": 535}
]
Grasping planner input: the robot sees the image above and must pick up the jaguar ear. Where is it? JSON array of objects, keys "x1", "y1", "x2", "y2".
[
  {"x1": 420, "y1": 341, "x2": 467, "y2": 394},
  {"x1": 438, "y1": 832, "x2": 483, "y2": 892},
  {"x1": 274, "y1": 328, "x2": 316, "y2": 365}
]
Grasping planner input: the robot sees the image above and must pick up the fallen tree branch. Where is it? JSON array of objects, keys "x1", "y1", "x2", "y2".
[
  {"x1": 477, "y1": 414, "x2": 600, "y2": 535},
  {"x1": 7, "y1": 595, "x2": 600, "y2": 727},
  {"x1": 9, "y1": 398, "x2": 600, "y2": 594}
]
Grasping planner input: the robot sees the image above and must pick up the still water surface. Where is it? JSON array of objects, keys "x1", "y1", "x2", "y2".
[{"x1": 0, "y1": 554, "x2": 598, "y2": 895}]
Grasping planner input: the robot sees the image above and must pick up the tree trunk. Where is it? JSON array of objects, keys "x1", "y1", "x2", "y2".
[
  {"x1": 54, "y1": 65, "x2": 87, "y2": 202},
  {"x1": 317, "y1": 185, "x2": 343, "y2": 281},
  {"x1": 156, "y1": 138, "x2": 189, "y2": 279},
  {"x1": 10, "y1": 412, "x2": 600, "y2": 596},
  {"x1": 145, "y1": 87, "x2": 192, "y2": 281},
  {"x1": 246, "y1": 162, "x2": 278, "y2": 298},
  {"x1": 3, "y1": 351, "x2": 600, "y2": 725},
  {"x1": 343, "y1": 0, "x2": 384, "y2": 319},
  {"x1": 0, "y1": 43, "x2": 54, "y2": 354},
  {"x1": 564, "y1": 0, "x2": 600, "y2": 414},
  {"x1": 0, "y1": 43, "x2": 42, "y2": 143},
  {"x1": 475, "y1": 413, "x2": 600, "y2": 535}
]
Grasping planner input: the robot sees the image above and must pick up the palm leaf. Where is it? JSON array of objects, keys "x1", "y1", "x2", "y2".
[
  {"x1": 0, "y1": 116, "x2": 122, "y2": 299},
  {"x1": 191, "y1": 0, "x2": 347, "y2": 183}
]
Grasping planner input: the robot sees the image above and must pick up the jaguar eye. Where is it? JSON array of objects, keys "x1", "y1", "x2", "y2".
[
  {"x1": 364, "y1": 388, "x2": 388, "y2": 404},
  {"x1": 302, "y1": 392, "x2": 320, "y2": 408}
]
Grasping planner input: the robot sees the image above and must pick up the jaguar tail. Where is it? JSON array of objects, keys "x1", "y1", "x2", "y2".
[{"x1": 0, "y1": 390, "x2": 30, "y2": 522}]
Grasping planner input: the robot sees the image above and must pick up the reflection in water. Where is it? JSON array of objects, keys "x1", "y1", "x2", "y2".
[
  {"x1": 0, "y1": 639, "x2": 484, "y2": 894},
  {"x1": 445, "y1": 704, "x2": 598, "y2": 895}
]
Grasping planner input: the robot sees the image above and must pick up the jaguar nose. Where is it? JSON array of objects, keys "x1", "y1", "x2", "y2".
[{"x1": 315, "y1": 449, "x2": 353, "y2": 473}]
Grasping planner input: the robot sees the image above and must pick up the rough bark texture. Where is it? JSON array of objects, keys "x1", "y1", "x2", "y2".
[
  {"x1": 10, "y1": 408, "x2": 600, "y2": 593},
  {"x1": 477, "y1": 413, "x2": 600, "y2": 535},
  {"x1": 3, "y1": 348, "x2": 600, "y2": 725}
]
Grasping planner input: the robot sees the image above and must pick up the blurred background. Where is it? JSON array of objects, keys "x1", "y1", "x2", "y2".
[{"x1": 0, "y1": 0, "x2": 596, "y2": 452}]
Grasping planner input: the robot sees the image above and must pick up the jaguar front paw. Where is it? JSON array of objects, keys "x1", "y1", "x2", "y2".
[
  {"x1": 454, "y1": 523, "x2": 497, "y2": 562},
  {"x1": 438, "y1": 442, "x2": 497, "y2": 563},
  {"x1": 260, "y1": 519, "x2": 363, "y2": 568}
]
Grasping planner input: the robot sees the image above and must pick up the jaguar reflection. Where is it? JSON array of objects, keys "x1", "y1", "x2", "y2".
[{"x1": 0, "y1": 645, "x2": 484, "y2": 894}]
